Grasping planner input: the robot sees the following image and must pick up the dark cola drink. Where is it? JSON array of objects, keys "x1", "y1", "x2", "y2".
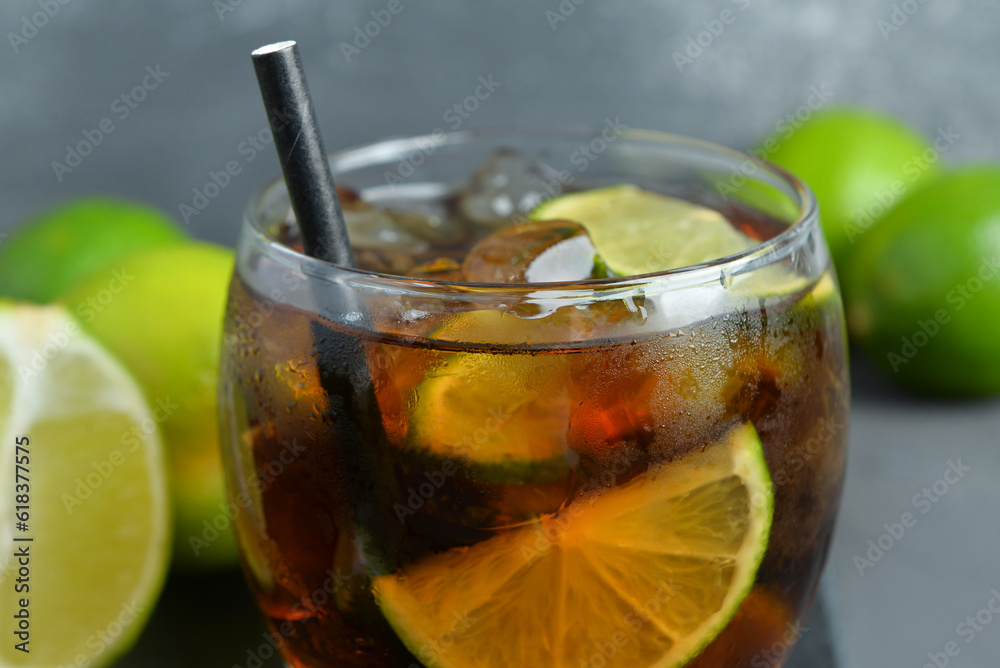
[{"x1": 219, "y1": 139, "x2": 848, "y2": 668}]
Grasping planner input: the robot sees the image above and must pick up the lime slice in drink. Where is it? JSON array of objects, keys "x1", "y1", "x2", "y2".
[
  {"x1": 407, "y1": 310, "x2": 575, "y2": 484},
  {"x1": 374, "y1": 422, "x2": 773, "y2": 668},
  {"x1": 531, "y1": 185, "x2": 756, "y2": 276},
  {"x1": 0, "y1": 302, "x2": 170, "y2": 667},
  {"x1": 794, "y1": 270, "x2": 836, "y2": 312},
  {"x1": 727, "y1": 263, "x2": 837, "y2": 312}
]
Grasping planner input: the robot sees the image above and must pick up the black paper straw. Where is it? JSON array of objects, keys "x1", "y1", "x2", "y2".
[
  {"x1": 249, "y1": 43, "x2": 408, "y2": 584},
  {"x1": 251, "y1": 40, "x2": 354, "y2": 267}
]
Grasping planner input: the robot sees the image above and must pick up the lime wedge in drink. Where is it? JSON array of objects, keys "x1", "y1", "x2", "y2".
[
  {"x1": 0, "y1": 302, "x2": 170, "y2": 667},
  {"x1": 374, "y1": 422, "x2": 773, "y2": 668},
  {"x1": 406, "y1": 310, "x2": 576, "y2": 484},
  {"x1": 531, "y1": 185, "x2": 756, "y2": 276}
]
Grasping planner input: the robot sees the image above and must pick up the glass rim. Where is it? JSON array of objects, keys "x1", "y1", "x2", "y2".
[{"x1": 242, "y1": 126, "x2": 820, "y2": 296}]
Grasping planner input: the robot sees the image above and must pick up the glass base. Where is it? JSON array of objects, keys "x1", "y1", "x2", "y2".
[{"x1": 115, "y1": 570, "x2": 839, "y2": 667}]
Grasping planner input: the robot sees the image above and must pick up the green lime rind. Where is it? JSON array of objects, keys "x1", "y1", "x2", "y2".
[
  {"x1": 683, "y1": 421, "x2": 774, "y2": 665},
  {"x1": 714, "y1": 175, "x2": 801, "y2": 225},
  {"x1": 761, "y1": 107, "x2": 944, "y2": 269},
  {"x1": 402, "y1": 310, "x2": 575, "y2": 485},
  {"x1": 0, "y1": 198, "x2": 185, "y2": 304},
  {"x1": 396, "y1": 438, "x2": 573, "y2": 486},
  {"x1": 844, "y1": 167, "x2": 1000, "y2": 395},
  {"x1": 59, "y1": 242, "x2": 238, "y2": 569},
  {"x1": 406, "y1": 348, "x2": 574, "y2": 486}
]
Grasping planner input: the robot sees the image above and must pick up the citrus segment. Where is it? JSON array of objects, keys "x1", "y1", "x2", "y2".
[
  {"x1": 0, "y1": 303, "x2": 170, "y2": 667},
  {"x1": 407, "y1": 310, "x2": 575, "y2": 483},
  {"x1": 530, "y1": 185, "x2": 756, "y2": 276},
  {"x1": 374, "y1": 422, "x2": 772, "y2": 668}
]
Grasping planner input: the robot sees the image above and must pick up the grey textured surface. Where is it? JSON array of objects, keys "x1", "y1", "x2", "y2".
[
  {"x1": 3, "y1": 1, "x2": 1000, "y2": 667},
  {"x1": 2, "y1": 0, "x2": 998, "y2": 242}
]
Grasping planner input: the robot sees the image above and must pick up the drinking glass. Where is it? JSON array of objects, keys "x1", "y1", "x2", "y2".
[{"x1": 219, "y1": 128, "x2": 849, "y2": 668}]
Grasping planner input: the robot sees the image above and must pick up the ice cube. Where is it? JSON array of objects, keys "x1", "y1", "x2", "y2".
[
  {"x1": 284, "y1": 188, "x2": 431, "y2": 254},
  {"x1": 462, "y1": 220, "x2": 606, "y2": 283},
  {"x1": 459, "y1": 149, "x2": 561, "y2": 227},
  {"x1": 385, "y1": 205, "x2": 468, "y2": 246},
  {"x1": 344, "y1": 204, "x2": 430, "y2": 253}
]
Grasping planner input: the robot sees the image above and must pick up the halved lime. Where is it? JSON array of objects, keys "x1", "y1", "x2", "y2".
[
  {"x1": 60, "y1": 241, "x2": 236, "y2": 570},
  {"x1": 0, "y1": 302, "x2": 170, "y2": 667},
  {"x1": 531, "y1": 185, "x2": 755, "y2": 276},
  {"x1": 374, "y1": 422, "x2": 773, "y2": 668}
]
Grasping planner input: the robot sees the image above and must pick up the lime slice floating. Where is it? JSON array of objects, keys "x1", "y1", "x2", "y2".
[
  {"x1": 728, "y1": 262, "x2": 836, "y2": 307},
  {"x1": 794, "y1": 270, "x2": 836, "y2": 311},
  {"x1": 531, "y1": 185, "x2": 756, "y2": 276},
  {"x1": 408, "y1": 311, "x2": 575, "y2": 484},
  {"x1": 374, "y1": 422, "x2": 773, "y2": 668},
  {"x1": 532, "y1": 184, "x2": 835, "y2": 333},
  {"x1": 0, "y1": 303, "x2": 170, "y2": 667}
]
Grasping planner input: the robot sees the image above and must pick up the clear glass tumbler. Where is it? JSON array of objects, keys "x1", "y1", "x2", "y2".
[{"x1": 218, "y1": 128, "x2": 849, "y2": 668}]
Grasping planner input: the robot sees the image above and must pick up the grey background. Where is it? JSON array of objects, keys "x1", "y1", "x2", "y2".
[{"x1": 3, "y1": 1, "x2": 1000, "y2": 667}]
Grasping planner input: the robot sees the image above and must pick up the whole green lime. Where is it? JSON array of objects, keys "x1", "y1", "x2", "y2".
[
  {"x1": 61, "y1": 241, "x2": 239, "y2": 568},
  {"x1": 762, "y1": 108, "x2": 945, "y2": 268},
  {"x1": 845, "y1": 167, "x2": 1000, "y2": 395},
  {"x1": 0, "y1": 197, "x2": 185, "y2": 303}
]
